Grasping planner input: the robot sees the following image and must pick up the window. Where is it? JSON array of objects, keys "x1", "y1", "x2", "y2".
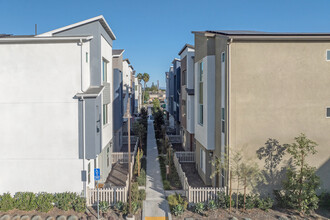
[
  {"x1": 199, "y1": 62, "x2": 204, "y2": 125},
  {"x1": 200, "y1": 148, "x2": 206, "y2": 173},
  {"x1": 107, "y1": 147, "x2": 110, "y2": 167},
  {"x1": 221, "y1": 52, "x2": 225, "y2": 62},
  {"x1": 327, "y1": 107, "x2": 330, "y2": 118},
  {"x1": 102, "y1": 59, "x2": 108, "y2": 82},
  {"x1": 103, "y1": 104, "x2": 109, "y2": 125},
  {"x1": 327, "y1": 50, "x2": 330, "y2": 61},
  {"x1": 86, "y1": 52, "x2": 88, "y2": 63},
  {"x1": 88, "y1": 162, "x2": 91, "y2": 184},
  {"x1": 182, "y1": 70, "x2": 187, "y2": 86},
  {"x1": 221, "y1": 107, "x2": 225, "y2": 133}
]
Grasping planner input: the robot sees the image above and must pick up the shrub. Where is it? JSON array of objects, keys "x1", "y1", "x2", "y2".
[
  {"x1": 245, "y1": 194, "x2": 256, "y2": 209},
  {"x1": 139, "y1": 190, "x2": 146, "y2": 201},
  {"x1": 36, "y1": 192, "x2": 54, "y2": 212},
  {"x1": 172, "y1": 204, "x2": 184, "y2": 216},
  {"x1": 53, "y1": 192, "x2": 76, "y2": 211},
  {"x1": 167, "y1": 193, "x2": 188, "y2": 214},
  {"x1": 99, "y1": 201, "x2": 109, "y2": 214},
  {"x1": 207, "y1": 200, "x2": 217, "y2": 210},
  {"x1": 132, "y1": 201, "x2": 139, "y2": 214},
  {"x1": 163, "y1": 180, "x2": 171, "y2": 190},
  {"x1": 194, "y1": 202, "x2": 205, "y2": 215},
  {"x1": 115, "y1": 201, "x2": 124, "y2": 212},
  {"x1": 73, "y1": 196, "x2": 86, "y2": 213},
  {"x1": 0, "y1": 193, "x2": 15, "y2": 211},
  {"x1": 14, "y1": 192, "x2": 37, "y2": 211},
  {"x1": 255, "y1": 196, "x2": 273, "y2": 211},
  {"x1": 137, "y1": 169, "x2": 146, "y2": 186}
]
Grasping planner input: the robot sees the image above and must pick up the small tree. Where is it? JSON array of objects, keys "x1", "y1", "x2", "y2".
[
  {"x1": 211, "y1": 154, "x2": 228, "y2": 204},
  {"x1": 282, "y1": 133, "x2": 320, "y2": 213},
  {"x1": 240, "y1": 162, "x2": 259, "y2": 209},
  {"x1": 152, "y1": 98, "x2": 160, "y2": 112},
  {"x1": 133, "y1": 121, "x2": 145, "y2": 150}
]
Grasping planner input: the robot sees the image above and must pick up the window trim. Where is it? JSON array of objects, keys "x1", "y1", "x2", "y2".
[
  {"x1": 102, "y1": 58, "x2": 108, "y2": 83},
  {"x1": 198, "y1": 61, "x2": 204, "y2": 125},
  {"x1": 103, "y1": 104, "x2": 109, "y2": 125}
]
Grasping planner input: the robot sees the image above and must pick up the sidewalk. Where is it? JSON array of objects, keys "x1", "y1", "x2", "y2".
[{"x1": 143, "y1": 114, "x2": 171, "y2": 220}]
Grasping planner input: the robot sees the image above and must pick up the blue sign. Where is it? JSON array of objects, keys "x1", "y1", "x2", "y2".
[{"x1": 94, "y1": 168, "x2": 100, "y2": 181}]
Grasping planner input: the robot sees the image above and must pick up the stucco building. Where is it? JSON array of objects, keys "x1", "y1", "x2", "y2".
[
  {"x1": 193, "y1": 30, "x2": 330, "y2": 192},
  {"x1": 0, "y1": 16, "x2": 115, "y2": 194},
  {"x1": 179, "y1": 44, "x2": 195, "y2": 152}
]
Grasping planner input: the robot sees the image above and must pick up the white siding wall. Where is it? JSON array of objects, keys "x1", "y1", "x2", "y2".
[
  {"x1": 194, "y1": 56, "x2": 215, "y2": 150},
  {"x1": 100, "y1": 36, "x2": 113, "y2": 182},
  {"x1": 0, "y1": 41, "x2": 90, "y2": 193}
]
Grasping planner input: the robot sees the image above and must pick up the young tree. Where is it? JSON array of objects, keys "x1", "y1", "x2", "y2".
[
  {"x1": 282, "y1": 133, "x2": 320, "y2": 213},
  {"x1": 210, "y1": 154, "x2": 228, "y2": 204},
  {"x1": 152, "y1": 98, "x2": 160, "y2": 112},
  {"x1": 240, "y1": 162, "x2": 259, "y2": 209}
]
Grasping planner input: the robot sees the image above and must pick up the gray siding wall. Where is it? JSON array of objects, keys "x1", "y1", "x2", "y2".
[
  {"x1": 79, "y1": 96, "x2": 102, "y2": 159},
  {"x1": 103, "y1": 82, "x2": 111, "y2": 104},
  {"x1": 113, "y1": 68, "x2": 123, "y2": 131},
  {"x1": 54, "y1": 21, "x2": 113, "y2": 86}
]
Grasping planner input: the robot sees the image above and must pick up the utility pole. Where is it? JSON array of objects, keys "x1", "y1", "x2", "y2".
[{"x1": 124, "y1": 74, "x2": 134, "y2": 217}]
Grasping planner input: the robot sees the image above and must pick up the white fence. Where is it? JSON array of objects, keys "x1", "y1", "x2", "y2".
[
  {"x1": 86, "y1": 177, "x2": 129, "y2": 206},
  {"x1": 112, "y1": 152, "x2": 134, "y2": 164},
  {"x1": 175, "y1": 151, "x2": 195, "y2": 163},
  {"x1": 173, "y1": 152, "x2": 225, "y2": 203},
  {"x1": 112, "y1": 137, "x2": 139, "y2": 164},
  {"x1": 87, "y1": 137, "x2": 139, "y2": 206}
]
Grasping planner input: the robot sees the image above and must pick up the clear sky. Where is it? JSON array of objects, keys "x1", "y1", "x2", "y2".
[{"x1": 1, "y1": 0, "x2": 330, "y2": 87}]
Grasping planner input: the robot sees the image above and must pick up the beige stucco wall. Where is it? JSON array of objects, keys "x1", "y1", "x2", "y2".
[
  {"x1": 195, "y1": 140, "x2": 212, "y2": 186},
  {"x1": 229, "y1": 41, "x2": 330, "y2": 192}
]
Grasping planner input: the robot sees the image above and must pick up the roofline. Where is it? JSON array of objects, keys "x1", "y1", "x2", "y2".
[
  {"x1": 75, "y1": 86, "x2": 104, "y2": 98},
  {"x1": 38, "y1": 15, "x2": 116, "y2": 40},
  {"x1": 178, "y1": 44, "x2": 195, "y2": 56},
  {"x1": 113, "y1": 49, "x2": 125, "y2": 57},
  {"x1": 0, "y1": 36, "x2": 93, "y2": 43},
  {"x1": 192, "y1": 30, "x2": 330, "y2": 41},
  {"x1": 172, "y1": 58, "x2": 180, "y2": 64},
  {"x1": 123, "y1": 58, "x2": 130, "y2": 64}
]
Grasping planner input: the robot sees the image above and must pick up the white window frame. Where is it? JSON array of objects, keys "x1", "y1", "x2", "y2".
[
  {"x1": 200, "y1": 148, "x2": 206, "y2": 173},
  {"x1": 102, "y1": 58, "x2": 108, "y2": 83},
  {"x1": 198, "y1": 61, "x2": 204, "y2": 125},
  {"x1": 103, "y1": 104, "x2": 109, "y2": 125}
]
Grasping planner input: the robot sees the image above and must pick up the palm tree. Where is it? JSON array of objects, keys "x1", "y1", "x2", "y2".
[
  {"x1": 137, "y1": 73, "x2": 143, "y2": 83},
  {"x1": 142, "y1": 73, "x2": 150, "y2": 104}
]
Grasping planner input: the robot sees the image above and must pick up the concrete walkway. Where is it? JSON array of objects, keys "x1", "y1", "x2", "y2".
[{"x1": 143, "y1": 112, "x2": 171, "y2": 220}]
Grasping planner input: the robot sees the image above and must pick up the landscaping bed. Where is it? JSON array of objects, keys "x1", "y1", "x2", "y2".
[
  {"x1": 171, "y1": 208, "x2": 330, "y2": 220},
  {"x1": 158, "y1": 155, "x2": 182, "y2": 190}
]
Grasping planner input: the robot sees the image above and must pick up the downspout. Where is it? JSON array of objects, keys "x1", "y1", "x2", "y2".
[
  {"x1": 78, "y1": 38, "x2": 87, "y2": 197},
  {"x1": 226, "y1": 38, "x2": 233, "y2": 194}
]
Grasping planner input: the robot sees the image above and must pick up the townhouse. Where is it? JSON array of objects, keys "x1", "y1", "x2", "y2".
[
  {"x1": 134, "y1": 76, "x2": 142, "y2": 114},
  {"x1": 0, "y1": 16, "x2": 116, "y2": 194},
  {"x1": 193, "y1": 30, "x2": 330, "y2": 192},
  {"x1": 112, "y1": 49, "x2": 125, "y2": 152},
  {"x1": 178, "y1": 44, "x2": 195, "y2": 152}
]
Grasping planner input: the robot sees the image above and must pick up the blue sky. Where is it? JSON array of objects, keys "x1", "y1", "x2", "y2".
[{"x1": 1, "y1": 0, "x2": 330, "y2": 87}]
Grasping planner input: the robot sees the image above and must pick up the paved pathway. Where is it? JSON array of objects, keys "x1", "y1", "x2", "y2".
[{"x1": 143, "y1": 110, "x2": 171, "y2": 220}]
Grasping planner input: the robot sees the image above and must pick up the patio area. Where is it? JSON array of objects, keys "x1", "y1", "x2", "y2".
[{"x1": 181, "y1": 163, "x2": 209, "y2": 187}]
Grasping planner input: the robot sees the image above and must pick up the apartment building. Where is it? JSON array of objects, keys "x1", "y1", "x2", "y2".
[
  {"x1": 193, "y1": 30, "x2": 330, "y2": 192},
  {"x1": 134, "y1": 76, "x2": 142, "y2": 113},
  {"x1": 112, "y1": 49, "x2": 125, "y2": 152},
  {"x1": 0, "y1": 16, "x2": 115, "y2": 194},
  {"x1": 179, "y1": 44, "x2": 195, "y2": 151}
]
